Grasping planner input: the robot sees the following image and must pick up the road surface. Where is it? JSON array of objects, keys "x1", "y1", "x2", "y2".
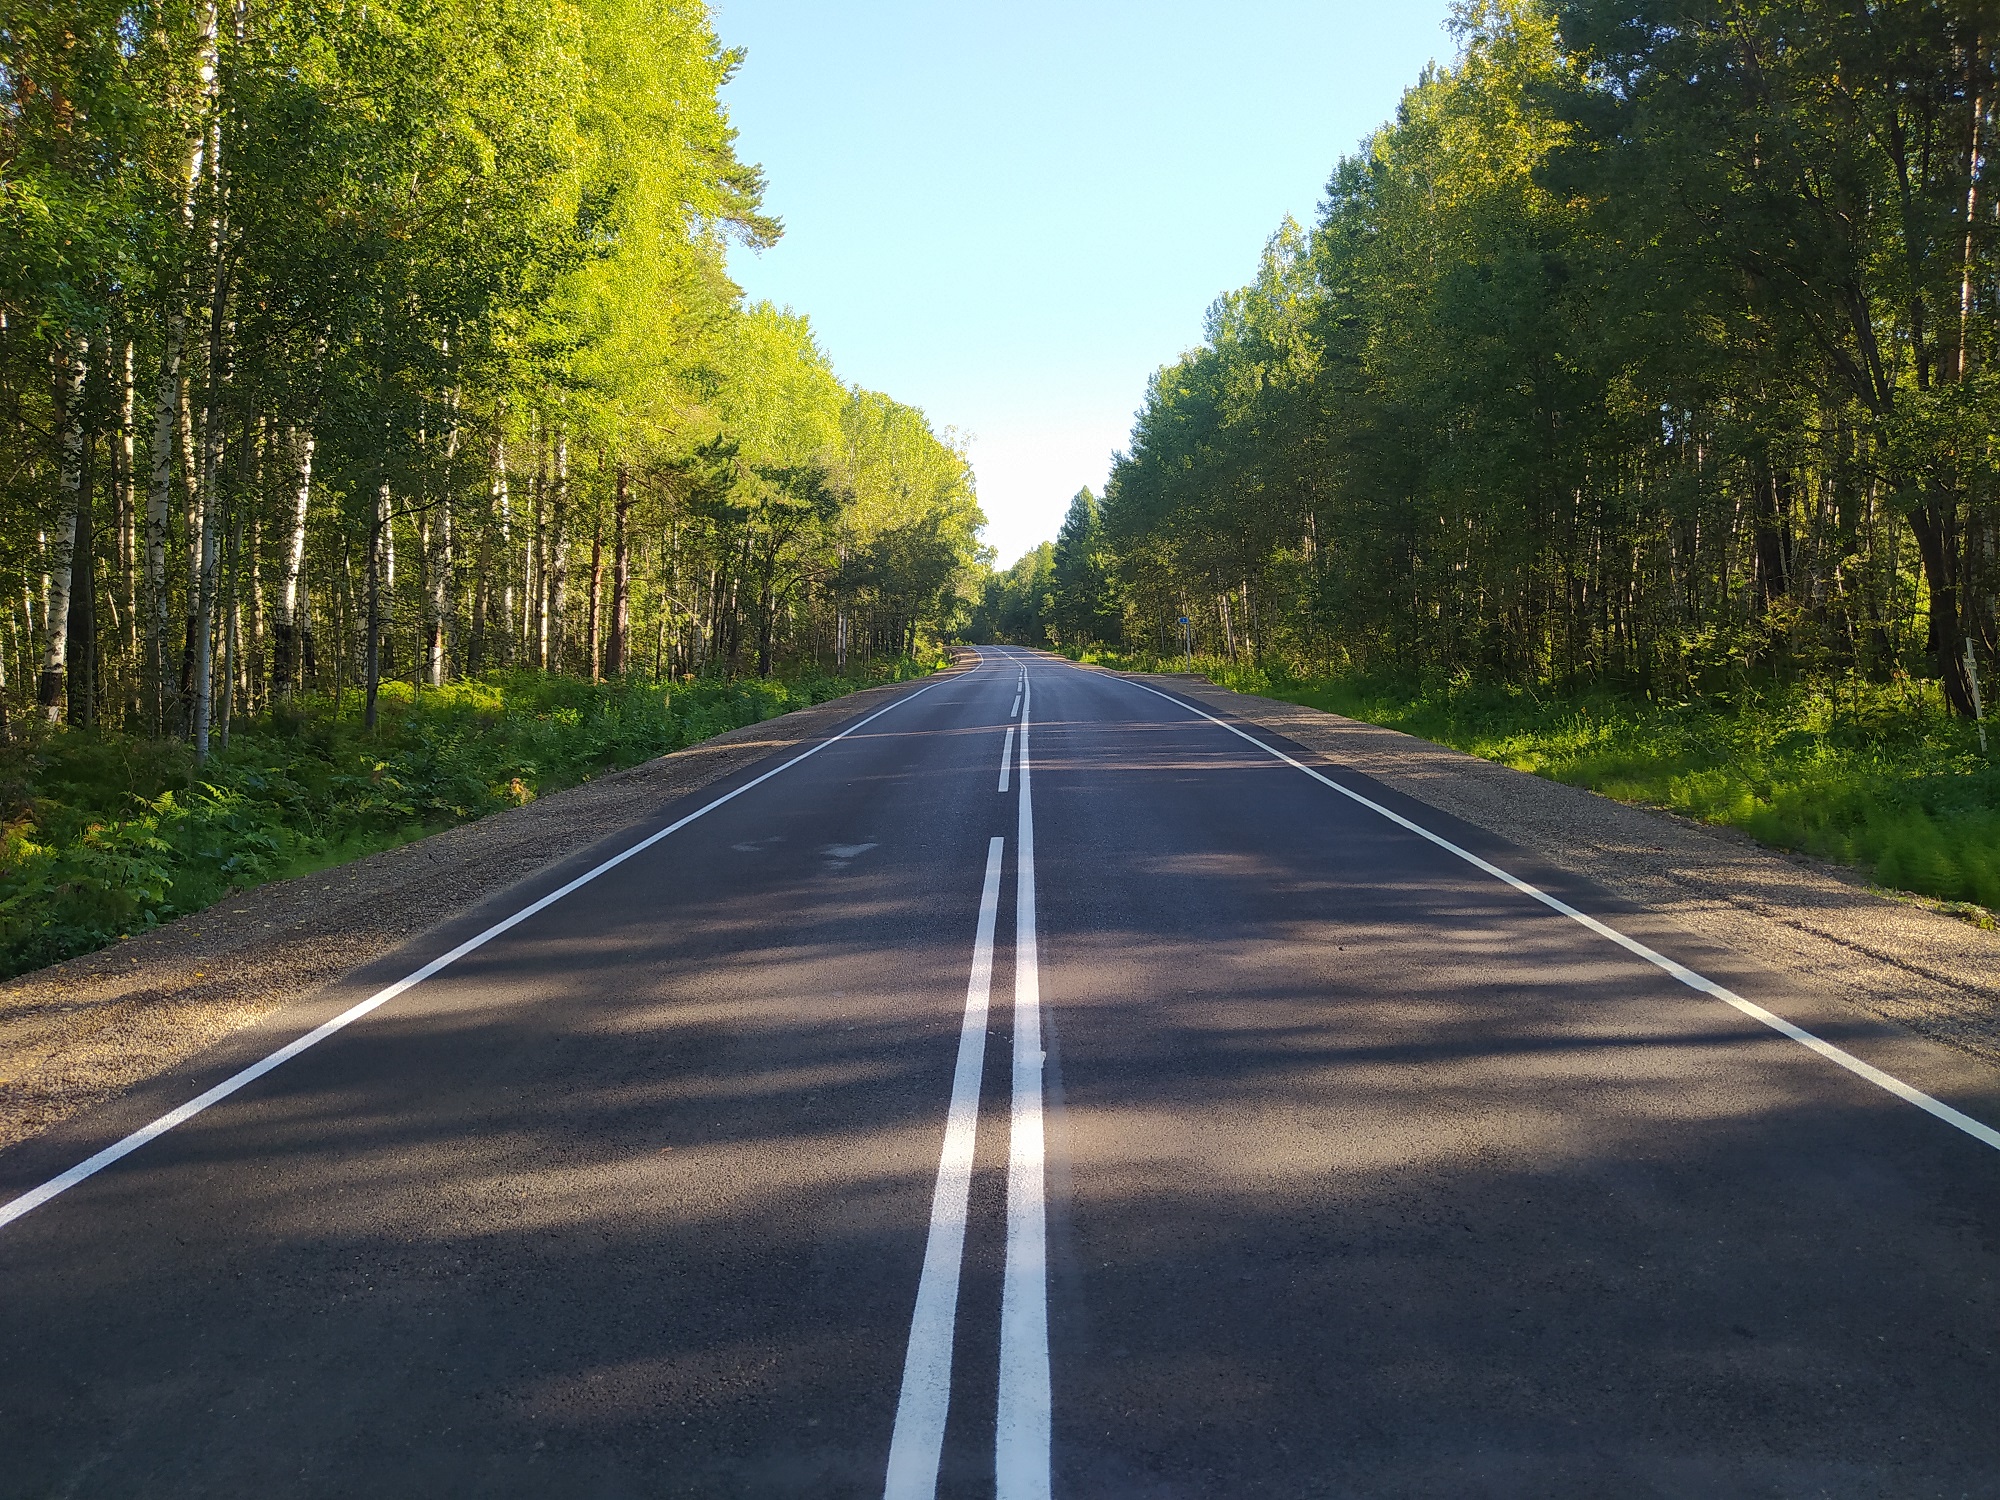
[{"x1": 3, "y1": 648, "x2": 1997, "y2": 1497}]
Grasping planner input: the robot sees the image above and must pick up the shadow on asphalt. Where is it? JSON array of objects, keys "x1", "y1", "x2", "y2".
[{"x1": 4, "y1": 694, "x2": 1997, "y2": 1497}]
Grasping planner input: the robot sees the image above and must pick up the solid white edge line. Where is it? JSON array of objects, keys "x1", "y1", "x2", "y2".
[
  {"x1": 0, "y1": 674, "x2": 957, "y2": 1234},
  {"x1": 1120, "y1": 676, "x2": 2000, "y2": 1155},
  {"x1": 997, "y1": 670, "x2": 1053, "y2": 1500},
  {"x1": 883, "y1": 836, "x2": 1007, "y2": 1500},
  {"x1": 999, "y1": 725, "x2": 1017, "y2": 793}
]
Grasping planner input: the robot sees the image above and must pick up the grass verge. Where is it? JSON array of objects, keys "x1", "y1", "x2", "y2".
[
  {"x1": 1073, "y1": 648, "x2": 2000, "y2": 924},
  {"x1": 0, "y1": 656, "x2": 943, "y2": 979}
]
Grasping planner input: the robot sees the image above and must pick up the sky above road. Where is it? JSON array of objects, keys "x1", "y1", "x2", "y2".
[{"x1": 714, "y1": 1, "x2": 1459, "y2": 566}]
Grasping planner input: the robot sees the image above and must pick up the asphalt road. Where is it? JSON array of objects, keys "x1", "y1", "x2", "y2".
[{"x1": 3, "y1": 648, "x2": 1998, "y2": 1498}]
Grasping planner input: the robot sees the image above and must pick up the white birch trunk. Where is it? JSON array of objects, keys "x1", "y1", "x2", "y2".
[
  {"x1": 274, "y1": 426, "x2": 313, "y2": 694},
  {"x1": 434, "y1": 504, "x2": 452, "y2": 686},
  {"x1": 382, "y1": 485, "x2": 396, "y2": 594},
  {"x1": 23, "y1": 572, "x2": 37, "y2": 706},
  {"x1": 377, "y1": 478, "x2": 395, "y2": 678},
  {"x1": 188, "y1": 415, "x2": 221, "y2": 757},
  {"x1": 218, "y1": 506, "x2": 240, "y2": 747},
  {"x1": 247, "y1": 492, "x2": 263, "y2": 714},
  {"x1": 547, "y1": 430, "x2": 568, "y2": 669},
  {"x1": 423, "y1": 505, "x2": 451, "y2": 687},
  {"x1": 494, "y1": 435, "x2": 512, "y2": 646},
  {"x1": 185, "y1": 0, "x2": 228, "y2": 753},
  {"x1": 147, "y1": 0, "x2": 216, "y2": 724},
  {"x1": 534, "y1": 429, "x2": 549, "y2": 668},
  {"x1": 39, "y1": 337, "x2": 89, "y2": 719},
  {"x1": 524, "y1": 459, "x2": 537, "y2": 660},
  {"x1": 425, "y1": 393, "x2": 459, "y2": 686},
  {"x1": 148, "y1": 333, "x2": 185, "y2": 732},
  {"x1": 189, "y1": 289, "x2": 231, "y2": 760},
  {"x1": 117, "y1": 341, "x2": 136, "y2": 665},
  {"x1": 1956, "y1": 93, "x2": 1982, "y2": 380},
  {"x1": 179, "y1": 380, "x2": 201, "y2": 603}
]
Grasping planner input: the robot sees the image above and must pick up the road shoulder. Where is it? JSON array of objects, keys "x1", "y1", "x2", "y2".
[
  {"x1": 0, "y1": 671, "x2": 959, "y2": 1154},
  {"x1": 1117, "y1": 669, "x2": 2000, "y2": 1068}
]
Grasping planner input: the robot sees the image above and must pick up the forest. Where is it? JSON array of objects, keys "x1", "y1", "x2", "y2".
[
  {"x1": 2, "y1": 0, "x2": 984, "y2": 738},
  {"x1": 1072, "y1": 0, "x2": 1997, "y2": 704},
  {"x1": 982, "y1": 0, "x2": 2000, "y2": 912},
  {"x1": 0, "y1": 0, "x2": 985, "y2": 971}
]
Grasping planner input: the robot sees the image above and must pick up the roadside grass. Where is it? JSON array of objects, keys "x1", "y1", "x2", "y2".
[
  {"x1": 0, "y1": 655, "x2": 943, "y2": 980},
  {"x1": 1070, "y1": 647, "x2": 2000, "y2": 922}
]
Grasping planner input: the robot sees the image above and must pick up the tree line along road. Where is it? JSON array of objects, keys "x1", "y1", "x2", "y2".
[{"x1": 2, "y1": 648, "x2": 1997, "y2": 1497}]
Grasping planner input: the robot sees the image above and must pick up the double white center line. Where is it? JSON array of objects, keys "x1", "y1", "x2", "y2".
[
  {"x1": 882, "y1": 837, "x2": 1004, "y2": 1497},
  {"x1": 886, "y1": 664, "x2": 1051, "y2": 1500},
  {"x1": 999, "y1": 673, "x2": 1051, "y2": 1498}
]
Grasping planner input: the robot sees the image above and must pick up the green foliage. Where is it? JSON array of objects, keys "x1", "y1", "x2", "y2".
[
  {"x1": 0, "y1": 662, "x2": 935, "y2": 977},
  {"x1": 1041, "y1": 2, "x2": 2000, "y2": 916},
  {"x1": 967, "y1": 543, "x2": 1056, "y2": 647},
  {"x1": 0, "y1": 0, "x2": 983, "y2": 757},
  {"x1": 0, "y1": 0, "x2": 982, "y2": 978},
  {"x1": 1049, "y1": 489, "x2": 1120, "y2": 649},
  {"x1": 1068, "y1": 0, "x2": 1997, "y2": 722}
]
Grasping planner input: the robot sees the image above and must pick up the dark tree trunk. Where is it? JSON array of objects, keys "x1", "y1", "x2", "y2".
[
  {"x1": 364, "y1": 509, "x2": 383, "y2": 731},
  {"x1": 1752, "y1": 465, "x2": 1791, "y2": 608},
  {"x1": 178, "y1": 614, "x2": 198, "y2": 731},
  {"x1": 272, "y1": 618, "x2": 296, "y2": 695},
  {"x1": 587, "y1": 502, "x2": 604, "y2": 679},
  {"x1": 469, "y1": 504, "x2": 492, "y2": 675},
  {"x1": 300, "y1": 603, "x2": 317, "y2": 687},
  {"x1": 607, "y1": 465, "x2": 630, "y2": 676},
  {"x1": 756, "y1": 577, "x2": 775, "y2": 678},
  {"x1": 1909, "y1": 500, "x2": 1977, "y2": 717}
]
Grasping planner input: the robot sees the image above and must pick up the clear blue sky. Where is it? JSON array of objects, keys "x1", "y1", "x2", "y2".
[{"x1": 713, "y1": 1, "x2": 1459, "y2": 566}]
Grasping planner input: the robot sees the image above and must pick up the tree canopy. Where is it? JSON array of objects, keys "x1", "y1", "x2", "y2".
[
  {"x1": 1056, "y1": 0, "x2": 1997, "y2": 719},
  {"x1": 0, "y1": 0, "x2": 986, "y2": 751}
]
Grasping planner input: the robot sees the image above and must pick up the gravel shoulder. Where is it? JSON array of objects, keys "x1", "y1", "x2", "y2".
[
  {"x1": 0, "y1": 670, "x2": 959, "y2": 1153},
  {"x1": 1127, "y1": 670, "x2": 2000, "y2": 1068}
]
